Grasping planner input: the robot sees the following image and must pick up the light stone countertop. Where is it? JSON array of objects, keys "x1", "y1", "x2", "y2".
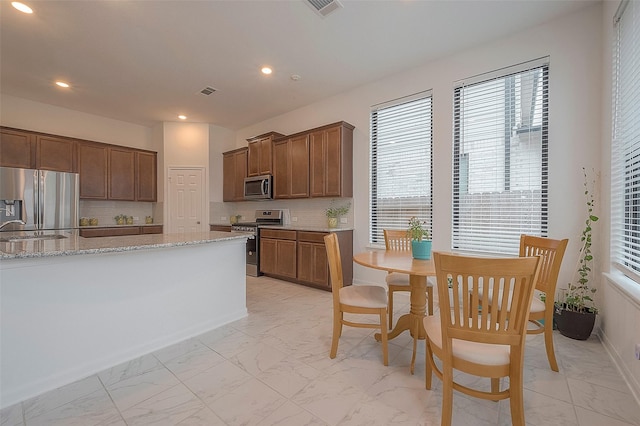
[{"x1": 0, "y1": 230, "x2": 249, "y2": 260}]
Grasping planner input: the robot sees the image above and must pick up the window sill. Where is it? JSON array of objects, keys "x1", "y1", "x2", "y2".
[{"x1": 603, "y1": 271, "x2": 640, "y2": 310}]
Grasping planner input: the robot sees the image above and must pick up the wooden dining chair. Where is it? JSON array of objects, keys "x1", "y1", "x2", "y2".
[
  {"x1": 383, "y1": 229, "x2": 434, "y2": 328},
  {"x1": 424, "y1": 252, "x2": 542, "y2": 426},
  {"x1": 324, "y1": 233, "x2": 389, "y2": 365},
  {"x1": 519, "y1": 235, "x2": 568, "y2": 372}
]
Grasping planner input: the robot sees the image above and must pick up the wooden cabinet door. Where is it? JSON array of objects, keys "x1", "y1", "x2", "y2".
[
  {"x1": 258, "y1": 137, "x2": 272, "y2": 176},
  {"x1": 223, "y1": 148, "x2": 248, "y2": 201},
  {"x1": 234, "y1": 149, "x2": 247, "y2": 201},
  {"x1": 276, "y1": 239, "x2": 297, "y2": 279},
  {"x1": 247, "y1": 140, "x2": 260, "y2": 177},
  {"x1": 298, "y1": 241, "x2": 329, "y2": 287},
  {"x1": 272, "y1": 140, "x2": 289, "y2": 198},
  {"x1": 310, "y1": 125, "x2": 345, "y2": 197},
  {"x1": 36, "y1": 135, "x2": 76, "y2": 172},
  {"x1": 108, "y1": 148, "x2": 135, "y2": 200},
  {"x1": 136, "y1": 151, "x2": 157, "y2": 201},
  {"x1": 78, "y1": 142, "x2": 108, "y2": 199},
  {"x1": 0, "y1": 128, "x2": 35, "y2": 168},
  {"x1": 140, "y1": 225, "x2": 163, "y2": 234},
  {"x1": 289, "y1": 134, "x2": 309, "y2": 198},
  {"x1": 260, "y1": 238, "x2": 278, "y2": 275}
]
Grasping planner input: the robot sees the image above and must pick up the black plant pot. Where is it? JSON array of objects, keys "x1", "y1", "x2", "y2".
[{"x1": 554, "y1": 305, "x2": 596, "y2": 340}]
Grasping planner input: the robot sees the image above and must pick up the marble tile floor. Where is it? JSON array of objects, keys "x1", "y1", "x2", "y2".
[{"x1": 2, "y1": 275, "x2": 640, "y2": 426}]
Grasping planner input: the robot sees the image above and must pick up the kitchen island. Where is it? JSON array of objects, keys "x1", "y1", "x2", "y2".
[{"x1": 0, "y1": 231, "x2": 249, "y2": 408}]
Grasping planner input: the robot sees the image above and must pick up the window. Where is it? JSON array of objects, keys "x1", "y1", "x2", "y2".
[
  {"x1": 612, "y1": 0, "x2": 640, "y2": 282},
  {"x1": 452, "y1": 58, "x2": 549, "y2": 255},
  {"x1": 370, "y1": 91, "x2": 433, "y2": 245}
]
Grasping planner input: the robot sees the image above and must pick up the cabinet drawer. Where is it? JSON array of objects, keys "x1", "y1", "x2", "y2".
[
  {"x1": 297, "y1": 231, "x2": 327, "y2": 243},
  {"x1": 141, "y1": 225, "x2": 163, "y2": 234},
  {"x1": 80, "y1": 227, "x2": 139, "y2": 238},
  {"x1": 210, "y1": 225, "x2": 232, "y2": 232},
  {"x1": 260, "y1": 229, "x2": 297, "y2": 240}
]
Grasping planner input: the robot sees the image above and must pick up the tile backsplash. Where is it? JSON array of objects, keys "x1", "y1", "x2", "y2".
[
  {"x1": 80, "y1": 200, "x2": 155, "y2": 226},
  {"x1": 210, "y1": 198, "x2": 354, "y2": 228}
]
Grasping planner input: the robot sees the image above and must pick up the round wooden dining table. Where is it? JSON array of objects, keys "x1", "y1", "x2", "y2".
[{"x1": 353, "y1": 250, "x2": 436, "y2": 373}]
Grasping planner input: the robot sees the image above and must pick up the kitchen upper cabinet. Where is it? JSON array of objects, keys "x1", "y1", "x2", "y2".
[
  {"x1": 36, "y1": 134, "x2": 77, "y2": 173},
  {"x1": 223, "y1": 147, "x2": 248, "y2": 201},
  {"x1": 309, "y1": 122, "x2": 354, "y2": 198},
  {"x1": 259, "y1": 229, "x2": 297, "y2": 279},
  {"x1": 0, "y1": 127, "x2": 35, "y2": 169},
  {"x1": 273, "y1": 134, "x2": 309, "y2": 199},
  {"x1": 135, "y1": 151, "x2": 157, "y2": 202},
  {"x1": 108, "y1": 147, "x2": 136, "y2": 201},
  {"x1": 247, "y1": 132, "x2": 284, "y2": 177},
  {"x1": 78, "y1": 142, "x2": 108, "y2": 199}
]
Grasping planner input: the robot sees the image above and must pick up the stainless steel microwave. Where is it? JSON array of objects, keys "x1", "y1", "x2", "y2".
[{"x1": 244, "y1": 174, "x2": 272, "y2": 200}]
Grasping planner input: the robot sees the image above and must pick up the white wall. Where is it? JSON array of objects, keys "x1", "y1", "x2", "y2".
[
  {"x1": 161, "y1": 122, "x2": 210, "y2": 231},
  {"x1": 236, "y1": 4, "x2": 604, "y2": 289},
  {"x1": 0, "y1": 94, "x2": 153, "y2": 150},
  {"x1": 599, "y1": 0, "x2": 640, "y2": 403}
]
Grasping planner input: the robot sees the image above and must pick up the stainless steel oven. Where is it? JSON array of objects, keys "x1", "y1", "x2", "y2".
[{"x1": 231, "y1": 209, "x2": 285, "y2": 276}]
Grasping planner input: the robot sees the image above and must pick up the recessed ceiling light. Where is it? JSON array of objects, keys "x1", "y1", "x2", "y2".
[
  {"x1": 178, "y1": 115, "x2": 187, "y2": 120},
  {"x1": 55, "y1": 81, "x2": 70, "y2": 88},
  {"x1": 261, "y1": 67, "x2": 272, "y2": 75},
  {"x1": 11, "y1": 2, "x2": 33, "y2": 14}
]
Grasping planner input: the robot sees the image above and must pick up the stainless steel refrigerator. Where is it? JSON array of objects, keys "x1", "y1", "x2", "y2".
[{"x1": 0, "y1": 167, "x2": 79, "y2": 232}]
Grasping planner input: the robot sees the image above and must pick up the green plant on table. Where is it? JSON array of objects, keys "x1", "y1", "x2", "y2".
[
  {"x1": 326, "y1": 201, "x2": 350, "y2": 218},
  {"x1": 407, "y1": 216, "x2": 430, "y2": 241}
]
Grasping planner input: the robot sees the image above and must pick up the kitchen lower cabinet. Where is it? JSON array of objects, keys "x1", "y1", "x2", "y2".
[
  {"x1": 259, "y1": 229, "x2": 297, "y2": 279},
  {"x1": 210, "y1": 225, "x2": 232, "y2": 232},
  {"x1": 260, "y1": 228, "x2": 352, "y2": 290},
  {"x1": 80, "y1": 225, "x2": 163, "y2": 237}
]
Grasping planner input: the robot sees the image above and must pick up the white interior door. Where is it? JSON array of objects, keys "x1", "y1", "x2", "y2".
[{"x1": 168, "y1": 168, "x2": 205, "y2": 233}]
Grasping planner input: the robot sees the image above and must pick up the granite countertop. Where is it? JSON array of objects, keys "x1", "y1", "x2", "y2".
[{"x1": 0, "y1": 230, "x2": 248, "y2": 260}]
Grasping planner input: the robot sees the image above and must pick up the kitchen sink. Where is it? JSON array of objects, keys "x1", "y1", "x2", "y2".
[{"x1": 0, "y1": 234, "x2": 69, "y2": 243}]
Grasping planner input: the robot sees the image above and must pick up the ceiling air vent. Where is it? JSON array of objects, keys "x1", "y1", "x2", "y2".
[
  {"x1": 305, "y1": 0, "x2": 343, "y2": 17},
  {"x1": 199, "y1": 86, "x2": 217, "y2": 96}
]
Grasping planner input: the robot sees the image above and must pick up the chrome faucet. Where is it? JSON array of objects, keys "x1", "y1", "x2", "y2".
[{"x1": 0, "y1": 219, "x2": 26, "y2": 230}]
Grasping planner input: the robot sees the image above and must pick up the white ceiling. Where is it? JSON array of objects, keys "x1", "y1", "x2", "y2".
[{"x1": 0, "y1": 0, "x2": 595, "y2": 130}]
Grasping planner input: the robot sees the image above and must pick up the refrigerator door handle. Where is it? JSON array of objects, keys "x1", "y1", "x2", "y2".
[
  {"x1": 33, "y1": 170, "x2": 40, "y2": 228},
  {"x1": 38, "y1": 170, "x2": 45, "y2": 229}
]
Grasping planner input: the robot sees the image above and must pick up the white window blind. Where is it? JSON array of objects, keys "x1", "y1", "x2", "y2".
[
  {"x1": 612, "y1": 0, "x2": 640, "y2": 283},
  {"x1": 370, "y1": 91, "x2": 433, "y2": 245},
  {"x1": 452, "y1": 58, "x2": 549, "y2": 255}
]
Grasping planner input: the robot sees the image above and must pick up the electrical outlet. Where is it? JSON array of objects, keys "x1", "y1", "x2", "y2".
[
  {"x1": 636, "y1": 343, "x2": 640, "y2": 360},
  {"x1": 340, "y1": 217, "x2": 347, "y2": 224},
  {"x1": 133, "y1": 216, "x2": 139, "y2": 221},
  {"x1": 221, "y1": 216, "x2": 227, "y2": 221},
  {"x1": 292, "y1": 216, "x2": 298, "y2": 222}
]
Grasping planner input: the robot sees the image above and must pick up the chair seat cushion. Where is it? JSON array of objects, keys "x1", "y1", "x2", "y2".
[
  {"x1": 529, "y1": 296, "x2": 546, "y2": 313},
  {"x1": 423, "y1": 315, "x2": 510, "y2": 366},
  {"x1": 340, "y1": 285, "x2": 388, "y2": 309}
]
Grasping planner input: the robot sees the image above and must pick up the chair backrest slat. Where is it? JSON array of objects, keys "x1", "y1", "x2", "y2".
[
  {"x1": 383, "y1": 229, "x2": 411, "y2": 251},
  {"x1": 435, "y1": 252, "x2": 542, "y2": 347},
  {"x1": 519, "y1": 235, "x2": 568, "y2": 294}
]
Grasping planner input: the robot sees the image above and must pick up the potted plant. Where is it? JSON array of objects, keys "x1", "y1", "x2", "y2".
[
  {"x1": 326, "y1": 201, "x2": 350, "y2": 228},
  {"x1": 114, "y1": 214, "x2": 125, "y2": 225},
  {"x1": 554, "y1": 168, "x2": 598, "y2": 340},
  {"x1": 407, "y1": 216, "x2": 431, "y2": 259}
]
